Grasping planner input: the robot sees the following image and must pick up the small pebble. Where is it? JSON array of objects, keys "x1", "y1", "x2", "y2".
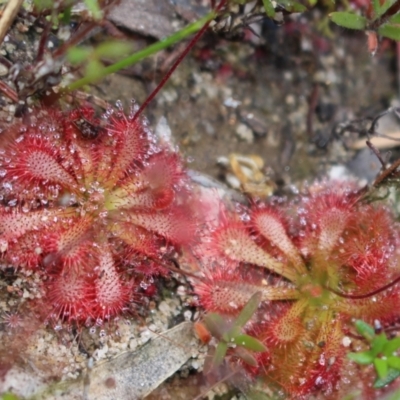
[{"x1": 235, "y1": 123, "x2": 253, "y2": 143}]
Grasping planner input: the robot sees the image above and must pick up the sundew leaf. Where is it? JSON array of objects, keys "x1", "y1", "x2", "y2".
[
  {"x1": 347, "y1": 351, "x2": 374, "y2": 365},
  {"x1": 379, "y1": 24, "x2": 400, "y2": 41},
  {"x1": 354, "y1": 320, "x2": 375, "y2": 341},
  {"x1": 374, "y1": 358, "x2": 388, "y2": 379},
  {"x1": 374, "y1": 368, "x2": 400, "y2": 388},
  {"x1": 262, "y1": 0, "x2": 276, "y2": 18},
  {"x1": 330, "y1": 12, "x2": 368, "y2": 30}
]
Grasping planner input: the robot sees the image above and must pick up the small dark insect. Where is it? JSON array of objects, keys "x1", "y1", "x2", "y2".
[{"x1": 73, "y1": 116, "x2": 106, "y2": 139}]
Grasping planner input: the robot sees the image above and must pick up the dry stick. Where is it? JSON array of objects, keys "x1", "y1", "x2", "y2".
[
  {"x1": 0, "y1": 0, "x2": 23, "y2": 46},
  {"x1": 366, "y1": 139, "x2": 386, "y2": 168}
]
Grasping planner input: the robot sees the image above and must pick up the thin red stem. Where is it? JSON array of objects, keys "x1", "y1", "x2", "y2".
[
  {"x1": 0, "y1": 80, "x2": 18, "y2": 103},
  {"x1": 132, "y1": 0, "x2": 227, "y2": 121},
  {"x1": 326, "y1": 275, "x2": 400, "y2": 300}
]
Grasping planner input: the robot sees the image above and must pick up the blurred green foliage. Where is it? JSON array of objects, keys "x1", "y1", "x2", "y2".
[
  {"x1": 331, "y1": 0, "x2": 400, "y2": 41},
  {"x1": 347, "y1": 320, "x2": 400, "y2": 388}
]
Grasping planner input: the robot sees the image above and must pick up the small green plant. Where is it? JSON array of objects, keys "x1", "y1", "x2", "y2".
[
  {"x1": 201, "y1": 292, "x2": 267, "y2": 374},
  {"x1": 348, "y1": 320, "x2": 400, "y2": 388},
  {"x1": 330, "y1": 0, "x2": 400, "y2": 41}
]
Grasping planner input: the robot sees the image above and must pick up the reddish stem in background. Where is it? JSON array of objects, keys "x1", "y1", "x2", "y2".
[
  {"x1": 36, "y1": 18, "x2": 51, "y2": 63},
  {"x1": 166, "y1": 258, "x2": 205, "y2": 282},
  {"x1": 326, "y1": 275, "x2": 400, "y2": 300},
  {"x1": 132, "y1": 0, "x2": 227, "y2": 121},
  {"x1": 0, "y1": 80, "x2": 18, "y2": 102},
  {"x1": 368, "y1": 0, "x2": 400, "y2": 30},
  {"x1": 53, "y1": 22, "x2": 98, "y2": 58},
  {"x1": 306, "y1": 83, "x2": 319, "y2": 137}
]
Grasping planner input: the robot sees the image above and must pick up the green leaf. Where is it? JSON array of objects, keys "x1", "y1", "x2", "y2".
[
  {"x1": 383, "y1": 337, "x2": 400, "y2": 356},
  {"x1": 388, "y1": 356, "x2": 400, "y2": 370},
  {"x1": 389, "y1": 13, "x2": 400, "y2": 24},
  {"x1": 354, "y1": 320, "x2": 375, "y2": 341},
  {"x1": 330, "y1": 12, "x2": 368, "y2": 30},
  {"x1": 279, "y1": 0, "x2": 307, "y2": 12},
  {"x1": 232, "y1": 292, "x2": 261, "y2": 330},
  {"x1": 84, "y1": 0, "x2": 102, "y2": 20},
  {"x1": 378, "y1": 24, "x2": 400, "y2": 41},
  {"x1": 67, "y1": 47, "x2": 92, "y2": 65},
  {"x1": 234, "y1": 346, "x2": 258, "y2": 366},
  {"x1": 212, "y1": 341, "x2": 228, "y2": 369},
  {"x1": 290, "y1": 2, "x2": 307, "y2": 12},
  {"x1": 347, "y1": 351, "x2": 374, "y2": 365},
  {"x1": 231, "y1": 334, "x2": 268, "y2": 352},
  {"x1": 60, "y1": 6, "x2": 72, "y2": 24},
  {"x1": 67, "y1": 11, "x2": 217, "y2": 92},
  {"x1": 372, "y1": 0, "x2": 381, "y2": 16},
  {"x1": 1, "y1": 394, "x2": 20, "y2": 400},
  {"x1": 374, "y1": 368, "x2": 400, "y2": 388},
  {"x1": 203, "y1": 313, "x2": 226, "y2": 338},
  {"x1": 371, "y1": 333, "x2": 389, "y2": 357},
  {"x1": 377, "y1": 0, "x2": 398, "y2": 18},
  {"x1": 374, "y1": 358, "x2": 388, "y2": 379},
  {"x1": 84, "y1": 60, "x2": 105, "y2": 82},
  {"x1": 94, "y1": 41, "x2": 133, "y2": 59},
  {"x1": 33, "y1": 0, "x2": 53, "y2": 11},
  {"x1": 262, "y1": 0, "x2": 276, "y2": 18}
]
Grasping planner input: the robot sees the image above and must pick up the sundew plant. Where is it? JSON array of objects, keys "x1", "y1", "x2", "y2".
[{"x1": 1, "y1": 0, "x2": 400, "y2": 399}]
